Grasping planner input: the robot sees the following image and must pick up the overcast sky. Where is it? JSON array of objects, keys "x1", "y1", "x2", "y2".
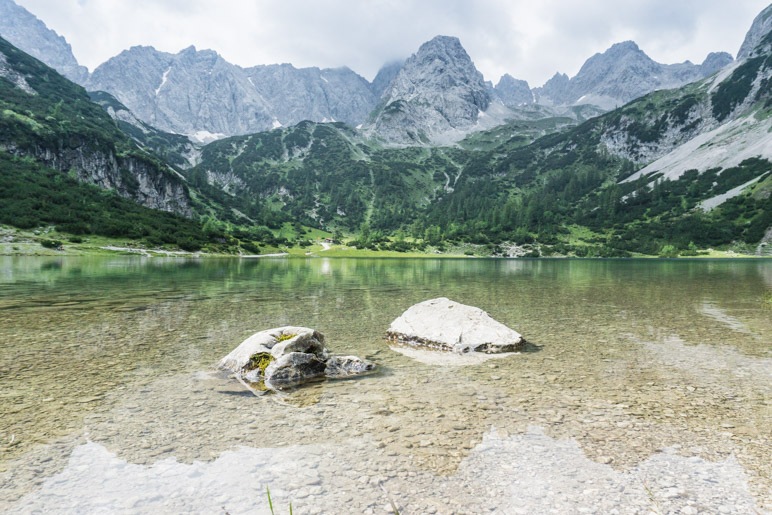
[{"x1": 14, "y1": 0, "x2": 772, "y2": 86}]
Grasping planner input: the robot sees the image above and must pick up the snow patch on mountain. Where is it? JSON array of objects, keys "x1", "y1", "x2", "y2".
[{"x1": 155, "y1": 67, "x2": 171, "y2": 96}]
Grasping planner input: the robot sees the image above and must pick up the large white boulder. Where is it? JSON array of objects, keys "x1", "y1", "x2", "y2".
[{"x1": 387, "y1": 298, "x2": 526, "y2": 353}]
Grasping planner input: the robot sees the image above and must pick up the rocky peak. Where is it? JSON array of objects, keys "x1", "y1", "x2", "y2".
[
  {"x1": 494, "y1": 74, "x2": 533, "y2": 107},
  {"x1": 533, "y1": 72, "x2": 570, "y2": 105},
  {"x1": 382, "y1": 35, "x2": 489, "y2": 107},
  {"x1": 367, "y1": 35, "x2": 491, "y2": 145},
  {"x1": 89, "y1": 45, "x2": 377, "y2": 138},
  {"x1": 604, "y1": 40, "x2": 644, "y2": 57},
  {"x1": 700, "y1": 52, "x2": 734, "y2": 75},
  {"x1": 737, "y1": 4, "x2": 772, "y2": 60},
  {"x1": 0, "y1": 0, "x2": 88, "y2": 84},
  {"x1": 574, "y1": 41, "x2": 659, "y2": 86},
  {"x1": 244, "y1": 63, "x2": 376, "y2": 128}
]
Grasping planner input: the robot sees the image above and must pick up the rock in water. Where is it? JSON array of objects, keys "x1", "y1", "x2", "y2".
[
  {"x1": 264, "y1": 352, "x2": 327, "y2": 386},
  {"x1": 387, "y1": 298, "x2": 526, "y2": 353},
  {"x1": 219, "y1": 326, "x2": 375, "y2": 390},
  {"x1": 324, "y1": 356, "x2": 377, "y2": 378}
]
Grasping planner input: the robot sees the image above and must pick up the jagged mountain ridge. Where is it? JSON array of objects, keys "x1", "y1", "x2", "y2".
[
  {"x1": 0, "y1": 0, "x2": 88, "y2": 83},
  {"x1": 1, "y1": 0, "x2": 739, "y2": 148},
  {"x1": 533, "y1": 41, "x2": 733, "y2": 110},
  {"x1": 86, "y1": 45, "x2": 379, "y2": 140},
  {"x1": 493, "y1": 74, "x2": 534, "y2": 107}
]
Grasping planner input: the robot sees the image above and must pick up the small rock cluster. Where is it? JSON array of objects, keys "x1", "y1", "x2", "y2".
[{"x1": 219, "y1": 326, "x2": 375, "y2": 390}]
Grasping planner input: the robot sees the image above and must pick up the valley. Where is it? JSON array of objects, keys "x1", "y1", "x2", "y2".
[{"x1": 0, "y1": 1, "x2": 770, "y2": 258}]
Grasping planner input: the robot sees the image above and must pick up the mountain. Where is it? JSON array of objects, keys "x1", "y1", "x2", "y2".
[
  {"x1": 0, "y1": 0, "x2": 88, "y2": 84},
  {"x1": 1, "y1": 1, "x2": 768, "y2": 256},
  {"x1": 87, "y1": 45, "x2": 377, "y2": 139},
  {"x1": 365, "y1": 36, "x2": 493, "y2": 145},
  {"x1": 493, "y1": 74, "x2": 534, "y2": 107},
  {"x1": 533, "y1": 41, "x2": 733, "y2": 110},
  {"x1": 737, "y1": 4, "x2": 772, "y2": 60},
  {"x1": 244, "y1": 64, "x2": 376, "y2": 128},
  {"x1": 188, "y1": 5, "x2": 771, "y2": 256},
  {"x1": 0, "y1": 36, "x2": 191, "y2": 216}
]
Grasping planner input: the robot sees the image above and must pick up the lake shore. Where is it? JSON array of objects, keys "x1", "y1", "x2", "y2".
[{"x1": 0, "y1": 238, "x2": 765, "y2": 260}]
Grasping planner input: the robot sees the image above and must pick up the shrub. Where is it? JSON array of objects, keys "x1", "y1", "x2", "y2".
[
  {"x1": 40, "y1": 239, "x2": 63, "y2": 249},
  {"x1": 658, "y1": 244, "x2": 679, "y2": 258}
]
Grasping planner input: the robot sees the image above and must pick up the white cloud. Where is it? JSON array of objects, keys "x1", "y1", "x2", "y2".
[{"x1": 13, "y1": 0, "x2": 772, "y2": 86}]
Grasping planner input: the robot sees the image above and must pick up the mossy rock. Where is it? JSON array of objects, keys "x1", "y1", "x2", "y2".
[{"x1": 244, "y1": 352, "x2": 274, "y2": 376}]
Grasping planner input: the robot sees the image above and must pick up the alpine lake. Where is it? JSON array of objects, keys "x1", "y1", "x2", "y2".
[{"x1": 1, "y1": 256, "x2": 770, "y2": 514}]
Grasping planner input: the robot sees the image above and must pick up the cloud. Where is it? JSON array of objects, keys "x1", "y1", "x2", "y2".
[{"x1": 13, "y1": 0, "x2": 771, "y2": 86}]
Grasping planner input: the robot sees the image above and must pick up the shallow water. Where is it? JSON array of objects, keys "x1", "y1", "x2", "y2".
[{"x1": 1, "y1": 256, "x2": 770, "y2": 514}]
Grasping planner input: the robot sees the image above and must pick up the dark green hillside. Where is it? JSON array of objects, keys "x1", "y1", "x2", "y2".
[
  {"x1": 0, "y1": 37, "x2": 144, "y2": 157},
  {"x1": 187, "y1": 121, "x2": 471, "y2": 234},
  {"x1": 0, "y1": 153, "x2": 209, "y2": 250},
  {"x1": 0, "y1": 36, "x2": 190, "y2": 212}
]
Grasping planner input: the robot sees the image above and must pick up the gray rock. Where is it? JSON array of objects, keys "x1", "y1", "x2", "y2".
[
  {"x1": 324, "y1": 356, "x2": 377, "y2": 378},
  {"x1": 370, "y1": 60, "x2": 404, "y2": 98},
  {"x1": 387, "y1": 298, "x2": 526, "y2": 354},
  {"x1": 219, "y1": 326, "x2": 375, "y2": 390},
  {"x1": 494, "y1": 74, "x2": 533, "y2": 107},
  {"x1": 245, "y1": 64, "x2": 376, "y2": 129},
  {"x1": 700, "y1": 52, "x2": 734, "y2": 76},
  {"x1": 264, "y1": 352, "x2": 327, "y2": 386},
  {"x1": 87, "y1": 46, "x2": 377, "y2": 138},
  {"x1": 218, "y1": 326, "x2": 325, "y2": 373}
]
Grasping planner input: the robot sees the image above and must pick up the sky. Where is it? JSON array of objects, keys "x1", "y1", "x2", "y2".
[{"x1": 13, "y1": 0, "x2": 772, "y2": 86}]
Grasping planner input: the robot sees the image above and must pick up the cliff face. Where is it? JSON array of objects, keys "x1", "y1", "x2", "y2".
[
  {"x1": 737, "y1": 4, "x2": 772, "y2": 60},
  {"x1": 14, "y1": 143, "x2": 191, "y2": 215}
]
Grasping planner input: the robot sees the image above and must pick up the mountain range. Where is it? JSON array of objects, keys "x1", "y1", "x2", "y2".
[
  {"x1": 0, "y1": 0, "x2": 738, "y2": 145},
  {"x1": 0, "y1": 0, "x2": 770, "y2": 257}
]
